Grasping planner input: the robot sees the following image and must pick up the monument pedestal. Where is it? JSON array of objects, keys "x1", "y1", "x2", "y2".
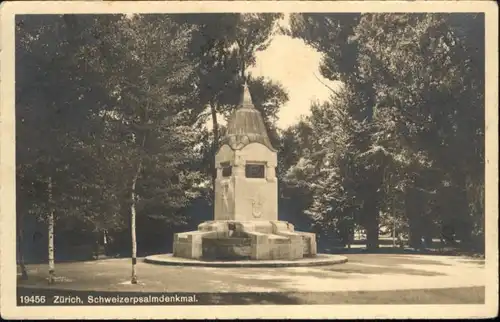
[{"x1": 173, "y1": 220, "x2": 317, "y2": 261}]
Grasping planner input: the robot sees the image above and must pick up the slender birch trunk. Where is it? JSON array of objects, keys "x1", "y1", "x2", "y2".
[
  {"x1": 17, "y1": 212, "x2": 28, "y2": 280},
  {"x1": 130, "y1": 159, "x2": 142, "y2": 284},
  {"x1": 129, "y1": 88, "x2": 150, "y2": 284},
  {"x1": 48, "y1": 176, "x2": 55, "y2": 284},
  {"x1": 103, "y1": 229, "x2": 109, "y2": 256},
  {"x1": 347, "y1": 227, "x2": 351, "y2": 250},
  {"x1": 392, "y1": 222, "x2": 396, "y2": 248},
  {"x1": 130, "y1": 132, "x2": 146, "y2": 284},
  {"x1": 392, "y1": 198, "x2": 396, "y2": 248}
]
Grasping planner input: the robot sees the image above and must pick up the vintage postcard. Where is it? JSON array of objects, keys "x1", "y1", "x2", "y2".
[{"x1": 1, "y1": 0, "x2": 498, "y2": 319}]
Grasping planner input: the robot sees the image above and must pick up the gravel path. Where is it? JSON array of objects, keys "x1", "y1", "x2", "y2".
[{"x1": 18, "y1": 254, "x2": 485, "y2": 293}]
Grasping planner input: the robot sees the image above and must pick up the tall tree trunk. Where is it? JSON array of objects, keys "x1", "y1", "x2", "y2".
[
  {"x1": 210, "y1": 101, "x2": 219, "y2": 197},
  {"x1": 48, "y1": 176, "x2": 55, "y2": 284},
  {"x1": 17, "y1": 212, "x2": 28, "y2": 280},
  {"x1": 94, "y1": 231, "x2": 100, "y2": 260},
  {"x1": 347, "y1": 226, "x2": 352, "y2": 249},
  {"x1": 364, "y1": 191, "x2": 380, "y2": 250},
  {"x1": 406, "y1": 186, "x2": 423, "y2": 249},
  {"x1": 452, "y1": 170, "x2": 471, "y2": 247},
  {"x1": 392, "y1": 221, "x2": 396, "y2": 248},
  {"x1": 364, "y1": 210, "x2": 379, "y2": 250},
  {"x1": 422, "y1": 215, "x2": 434, "y2": 248},
  {"x1": 130, "y1": 159, "x2": 142, "y2": 285}
]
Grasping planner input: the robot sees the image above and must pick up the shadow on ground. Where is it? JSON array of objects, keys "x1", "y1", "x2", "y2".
[
  {"x1": 325, "y1": 246, "x2": 485, "y2": 258},
  {"x1": 345, "y1": 254, "x2": 453, "y2": 266},
  {"x1": 17, "y1": 252, "x2": 485, "y2": 297},
  {"x1": 319, "y1": 265, "x2": 445, "y2": 276}
]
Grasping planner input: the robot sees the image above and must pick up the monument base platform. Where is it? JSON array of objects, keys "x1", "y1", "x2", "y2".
[
  {"x1": 172, "y1": 220, "x2": 317, "y2": 261},
  {"x1": 144, "y1": 253, "x2": 347, "y2": 267}
]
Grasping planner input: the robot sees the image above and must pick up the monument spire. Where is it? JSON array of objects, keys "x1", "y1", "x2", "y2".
[
  {"x1": 220, "y1": 81, "x2": 275, "y2": 151},
  {"x1": 240, "y1": 82, "x2": 255, "y2": 109}
]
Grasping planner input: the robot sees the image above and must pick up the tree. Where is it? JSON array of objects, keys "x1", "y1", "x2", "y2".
[
  {"x1": 286, "y1": 13, "x2": 484, "y2": 251},
  {"x1": 352, "y1": 13, "x2": 484, "y2": 248},
  {"x1": 16, "y1": 14, "x2": 117, "y2": 283},
  {"x1": 86, "y1": 14, "x2": 203, "y2": 283},
  {"x1": 288, "y1": 13, "x2": 384, "y2": 249},
  {"x1": 283, "y1": 92, "x2": 362, "y2": 247}
]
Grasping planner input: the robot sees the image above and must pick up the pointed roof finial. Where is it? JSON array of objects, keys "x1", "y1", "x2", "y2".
[
  {"x1": 221, "y1": 78, "x2": 276, "y2": 151},
  {"x1": 240, "y1": 81, "x2": 255, "y2": 109}
]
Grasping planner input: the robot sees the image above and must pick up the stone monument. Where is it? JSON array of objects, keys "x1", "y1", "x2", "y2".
[{"x1": 173, "y1": 83, "x2": 317, "y2": 261}]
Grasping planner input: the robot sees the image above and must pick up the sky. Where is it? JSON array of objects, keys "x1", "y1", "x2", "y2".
[
  {"x1": 250, "y1": 34, "x2": 340, "y2": 129},
  {"x1": 129, "y1": 13, "x2": 340, "y2": 131},
  {"x1": 204, "y1": 29, "x2": 340, "y2": 131}
]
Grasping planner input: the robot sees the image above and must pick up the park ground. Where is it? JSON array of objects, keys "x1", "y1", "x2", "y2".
[{"x1": 18, "y1": 252, "x2": 485, "y2": 304}]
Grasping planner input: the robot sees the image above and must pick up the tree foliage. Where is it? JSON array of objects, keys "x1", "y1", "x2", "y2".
[
  {"x1": 285, "y1": 13, "x2": 485, "y2": 250},
  {"x1": 15, "y1": 13, "x2": 292, "y2": 268}
]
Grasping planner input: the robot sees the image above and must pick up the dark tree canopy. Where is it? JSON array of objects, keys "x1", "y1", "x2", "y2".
[{"x1": 15, "y1": 13, "x2": 485, "y2": 265}]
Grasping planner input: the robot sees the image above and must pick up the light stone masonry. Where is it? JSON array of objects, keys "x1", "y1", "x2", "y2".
[{"x1": 173, "y1": 83, "x2": 317, "y2": 261}]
